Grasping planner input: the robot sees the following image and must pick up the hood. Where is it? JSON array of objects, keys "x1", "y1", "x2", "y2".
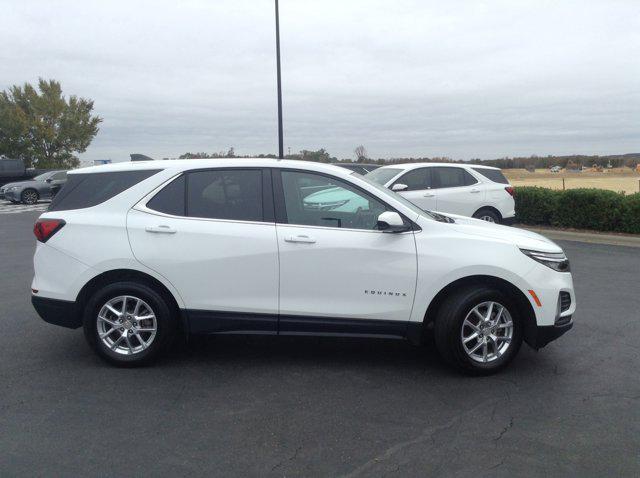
[
  {"x1": 1, "y1": 179, "x2": 37, "y2": 189},
  {"x1": 441, "y1": 212, "x2": 562, "y2": 253}
]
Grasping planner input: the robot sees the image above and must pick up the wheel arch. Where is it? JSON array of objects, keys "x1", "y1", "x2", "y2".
[
  {"x1": 472, "y1": 206, "x2": 502, "y2": 221},
  {"x1": 75, "y1": 269, "x2": 187, "y2": 334},
  {"x1": 409, "y1": 275, "x2": 536, "y2": 346}
]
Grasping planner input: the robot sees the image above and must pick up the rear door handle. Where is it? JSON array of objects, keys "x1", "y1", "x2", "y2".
[
  {"x1": 470, "y1": 189, "x2": 481, "y2": 194},
  {"x1": 145, "y1": 225, "x2": 177, "y2": 234},
  {"x1": 423, "y1": 193, "x2": 435, "y2": 197},
  {"x1": 284, "y1": 235, "x2": 316, "y2": 244}
]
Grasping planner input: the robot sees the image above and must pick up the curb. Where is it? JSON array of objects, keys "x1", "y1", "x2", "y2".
[{"x1": 520, "y1": 226, "x2": 640, "y2": 248}]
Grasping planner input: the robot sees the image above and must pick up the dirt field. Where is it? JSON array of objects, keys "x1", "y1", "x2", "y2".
[{"x1": 503, "y1": 168, "x2": 640, "y2": 194}]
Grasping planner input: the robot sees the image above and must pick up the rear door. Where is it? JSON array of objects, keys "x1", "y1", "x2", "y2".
[
  {"x1": 431, "y1": 167, "x2": 483, "y2": 216},
  {"x1": 127, "y1": 168, "x2": 279, "y2": 333},
  {"x1": 274, "y1": 169, "x2": 417, "y2": 336},
  {"x1": 392, "y1": 167, "x2": 437, "y2": 211}
]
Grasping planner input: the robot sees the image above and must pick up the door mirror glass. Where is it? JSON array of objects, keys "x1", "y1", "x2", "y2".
[
  {"x1": 391, "y1": 183, "x2": 408, "y2": 192},
  {"x1": 45, "y1": 178, "x2": 52, "y2": 183},
  {"x1": 377, "y1": 211, "x2": 410, "y2": 232}
]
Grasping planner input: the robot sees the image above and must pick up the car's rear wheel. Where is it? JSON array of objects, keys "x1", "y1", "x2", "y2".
[
  {"x1": 83, "y1": 281, "x2": 176, "y2": 366},
  {"x1": 473, "y1": 208, "x2": 500, "y2": 224},
  {"x1": 21, "y1": 189, "x2": 39, "y2": 205},
  {"x1": 434, "y1": 286, "x2": 523, "y2": 375}
]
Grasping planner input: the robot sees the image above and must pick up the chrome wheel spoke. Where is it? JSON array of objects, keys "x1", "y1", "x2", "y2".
[
  {"x1": 461, "y1": 301, "x2": 514, "y2": 364},
  {"x1": 97, "y1": 295, "x2": 157, "y2": 356}
]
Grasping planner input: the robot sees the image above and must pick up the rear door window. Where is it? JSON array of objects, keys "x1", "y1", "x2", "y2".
[
  {"x1": 146, "y1": 175, "x2": 186, "y2": 216},
  {"x1": 186, "y1": 169, "x2": 263, "y2": 221},
  {"x1": 49, "y1": 170, "x2": 161, "y2": 211},
  {"x1": 432, "y1": 167, "x2": 477, "y2": 188}
]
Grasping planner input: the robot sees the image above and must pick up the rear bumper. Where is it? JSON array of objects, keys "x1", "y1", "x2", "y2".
[{"x1": 32, "y1": 295, "x2": 82, "y2": 329}]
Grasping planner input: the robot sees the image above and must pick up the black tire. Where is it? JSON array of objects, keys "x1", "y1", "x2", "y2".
[
  {"x1": 473, "y1": 208, "x2": 501, "y2": 224},
  {"x1": 21, "y1": 188, "x2": 39, "y2": 205},
  {"x1": 434, "y1": 285, "x2": 523, "y2": 375},
  {"x1": 83, "y1": 281, "x2": 177, "y2": 366}
]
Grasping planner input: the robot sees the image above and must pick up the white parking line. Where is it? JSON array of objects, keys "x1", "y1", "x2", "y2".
[{"x1": 0, "y1": 201, "x2": 49, "y2": 215}]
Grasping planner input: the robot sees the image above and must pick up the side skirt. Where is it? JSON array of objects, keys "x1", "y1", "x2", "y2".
[{"x1": 186, "y1": 309, "x2": 412, "y2": 340}]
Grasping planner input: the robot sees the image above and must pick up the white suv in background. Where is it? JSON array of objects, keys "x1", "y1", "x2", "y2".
[
  {"x1": 366, "y1": 163, "x2": 516, "y2": 224},
  {"x1": 31, "y1": 159, "x2": 574, "y2": 374}
]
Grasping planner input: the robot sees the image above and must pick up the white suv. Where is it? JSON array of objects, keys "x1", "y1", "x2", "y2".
[
  {"x1": 366, "y1": 163, "x2": 516, "y2": 224},
  {"x1": 31, "y1": 159, "x2": 574, "y2": 374}
]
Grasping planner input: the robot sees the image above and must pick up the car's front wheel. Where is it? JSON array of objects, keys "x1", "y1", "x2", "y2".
[
  {"x1": 83, "y1": 281, "x2": 176, "y2": 366},
  {"x1": 21, "y1": 188, "x2": 39, "y2": 205},
  {"x1": 434, "y1": 285, "x2": 523, "y2": 375}
]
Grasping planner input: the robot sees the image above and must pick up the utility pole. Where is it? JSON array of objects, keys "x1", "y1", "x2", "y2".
[{"x1": 275, "y1": 0, "x2": 284, "y2": 159}]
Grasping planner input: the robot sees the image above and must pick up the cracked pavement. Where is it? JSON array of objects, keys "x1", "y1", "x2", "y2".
[{"x1": 1, "y1": 212, "x2": 639, "y2": 476}]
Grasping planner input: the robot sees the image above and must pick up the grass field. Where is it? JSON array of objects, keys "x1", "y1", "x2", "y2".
[{"x1": 503, "y1": 168, "x2": 640, "y2": 194}]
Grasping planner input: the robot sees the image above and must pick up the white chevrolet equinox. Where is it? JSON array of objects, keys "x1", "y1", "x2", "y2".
[
  {"x1": 31, "y1": 159, "x2": 574, "y2": 374},
  {"x1": 367, "y1": 163, "x2": 516, "y2": 224}
]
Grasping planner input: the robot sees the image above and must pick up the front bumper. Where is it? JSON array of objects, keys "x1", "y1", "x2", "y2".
[
  {"x1": 32, "y1": 295, "x2": 82, "y2": 329},
  {"x1": 3, "y1": 189, "x2": 18, "y2": 201},
  {"x1": 528, "y1": 319, "x2": 573, "y2": 349}
]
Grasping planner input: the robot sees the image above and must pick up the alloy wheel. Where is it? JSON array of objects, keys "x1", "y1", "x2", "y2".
[
  {"x1": 22, "y1": 190, "x2": 38, "y2": 204},
  {"x1": 479, "y1": 215, "x2": 496, "y2": 223},
  {"x1": 461, "y1": 301, "x2": 513, "y2": 363},
  {"x1": 96, "y1": 295, "x2": 157, "y2": 355}
]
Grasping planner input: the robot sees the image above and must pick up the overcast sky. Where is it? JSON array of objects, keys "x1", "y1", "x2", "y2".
[{"x1": 1, "y1": 0, "x2": 638, "y2": 161}]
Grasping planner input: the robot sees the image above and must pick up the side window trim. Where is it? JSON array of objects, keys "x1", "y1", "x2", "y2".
[
  {"x1": 432, "y1": 166, "x2": 477, "y2": 189},
  {"x1": 144, "y1": 167, "x2": 275, "y2": 224},
  {"x1": 272, "y1": 167, "x2": 415, "y2": 231}
]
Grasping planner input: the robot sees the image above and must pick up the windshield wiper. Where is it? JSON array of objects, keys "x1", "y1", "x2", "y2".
[{"x1": 429, "y1": 212, "x2": 455, "y2": 223}]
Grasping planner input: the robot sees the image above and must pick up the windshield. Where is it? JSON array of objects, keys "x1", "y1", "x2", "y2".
[
  {"x1": 365, "y1": 167, "x2": 402, "y2": 185},
  {"x1": 33, "y1": 172, "x2": 54, "y2": 181},
  {"x1": 355, "y1": 172, "x2": 437, "y2": 221}
]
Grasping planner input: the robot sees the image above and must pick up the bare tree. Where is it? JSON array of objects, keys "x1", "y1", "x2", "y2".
[{"x1": 354, "y1": 145, "x2": 368, "y2": 162}]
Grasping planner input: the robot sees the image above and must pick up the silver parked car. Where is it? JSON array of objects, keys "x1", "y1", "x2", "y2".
[{"x1": 0, "y1": 171, "x2": 67, "y2": 204}]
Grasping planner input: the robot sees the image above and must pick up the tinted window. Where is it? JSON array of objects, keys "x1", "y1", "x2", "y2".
[
  {"x1": 51, "y1": 171, "x2": 67, "y2": 180},
  {"x1": 49, "y1": 170, "x2": 161, "y2": 211},
  {"x1": 366, "y1": 168, "x2": 402, "y2": 185},
  {"x1": 281, "y1": 171, "x2": 391, "y2": 230},
  {"x1": 187, "y1": 169, "x2": 262, "y2": 221},
  {"x1": 472, "y1": 167, "x2": 509, "y2": 184},
  {"x1": 395, "y1": 168, "x2": 432, "y2": 190},
  {"x1": 147, "y1": 175, "x2": 186, "y2": 216},
  {"x1": 432, "y1": 167, "x2": 477, "y2": 188}
]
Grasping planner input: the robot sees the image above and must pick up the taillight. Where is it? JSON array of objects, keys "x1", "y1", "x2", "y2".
[
  {"x1": 33, "y1": 219, "x2": 66, "y2": 243},
  {"x1": 505, "y1": 186, "x2": 515, "y2": 197}
]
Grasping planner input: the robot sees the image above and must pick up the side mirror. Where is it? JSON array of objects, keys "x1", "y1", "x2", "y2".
[
  {"x1": 377, "y1": 211, "x2": 410, "y2": 233},
  {"x1": 391, "y1": 183, "x2": 408, "y2": 192},
  {"x1": 45, "y1": 178, "x2": 52, "y2": 183}
]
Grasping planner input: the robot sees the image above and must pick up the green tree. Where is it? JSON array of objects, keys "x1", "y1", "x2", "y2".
[{"x1": 0, "y1": 78, "x2": 101, "y2": 168}]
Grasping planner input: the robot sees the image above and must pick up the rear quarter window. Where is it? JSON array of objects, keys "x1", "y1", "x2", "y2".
[
  {"x1": 472, "y1": 168, "x2": 509, "y2": 184},
  {"x1": 48, "y1": 170, "x2": 161, "y2": 211}
]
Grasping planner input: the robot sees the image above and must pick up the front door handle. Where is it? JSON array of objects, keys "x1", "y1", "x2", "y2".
[
  {"x1": 284, "y1": 235, "x2": 316, "y2": 244},
  {"x1": 470, "y1": 189, "x2": 481, "y2": 194},
  {"x1": 145, "y1": 225, "x2": 177, "y2": 234},
  {"x1": 423, "y1": 193, "x2": 435, "y2": 197}
]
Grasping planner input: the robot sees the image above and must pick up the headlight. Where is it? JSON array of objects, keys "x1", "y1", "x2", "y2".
[
  {"x1": 8, "y1": 186, "x2": 17, "y2": 191},
  {"x1": 520, "y1": 249, "x2": 570, "y2": 272}
]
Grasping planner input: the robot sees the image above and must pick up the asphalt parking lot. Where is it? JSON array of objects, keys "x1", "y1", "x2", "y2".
[{"x1": 1, "y1": 207, "x2": 639, "y2": 477}]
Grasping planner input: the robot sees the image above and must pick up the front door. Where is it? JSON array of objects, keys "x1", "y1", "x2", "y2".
[
  {"x1": 127, "y1": 168, "x2": 279, "y2": 333},
  {"x1": 392, "y1": 167, "x2": 437, "y2": 211},
  {"x1": 274, "y1": 169, "x2": 417, "y2": 336}
]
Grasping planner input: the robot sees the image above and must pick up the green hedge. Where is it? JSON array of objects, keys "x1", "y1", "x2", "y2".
[{"x1": 514, "y1": 187, "x2": 640, "y2": 234}]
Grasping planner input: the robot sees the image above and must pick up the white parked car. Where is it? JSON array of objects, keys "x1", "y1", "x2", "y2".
[
  {"x1": 366, "y1": 163, "x2": 515, "y2": 224},
  {"x1": 31, "y1": 159, "x2": 574, "y2": 374}
]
